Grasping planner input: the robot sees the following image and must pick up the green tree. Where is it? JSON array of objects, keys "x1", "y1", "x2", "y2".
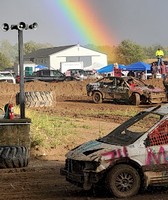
[
  {"x1": 24, "y1": 41, "x2": 53, "y2": 55},
  {"x1": 116, "y1": 40, "x2": 146, "y2": 65},
  {"x1": 0, "y1": 52, "x2": 11, "y2": 69},
  {"x1": 0, "y1": 40, "x2": 17, "y2": 65}
]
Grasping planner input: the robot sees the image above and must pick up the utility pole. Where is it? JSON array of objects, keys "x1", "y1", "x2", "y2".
[{"x1": 2, "y1": 22, "x2": 38, "y2": 118}]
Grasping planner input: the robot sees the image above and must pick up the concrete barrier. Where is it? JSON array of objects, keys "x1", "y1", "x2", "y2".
[{"x1": 0, "y1": 118, "x2": 31, "y2": 149}]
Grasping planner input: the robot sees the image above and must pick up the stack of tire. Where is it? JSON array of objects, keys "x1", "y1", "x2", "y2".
[
  {"x1": 16, "y1": 91, "x2": 53, "y2": 108},
  {"x1": 0, "y1": 146, "x2": 29, "y2": 169}
]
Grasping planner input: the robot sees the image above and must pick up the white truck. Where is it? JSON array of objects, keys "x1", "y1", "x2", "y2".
[{"x1": 60, "y1": 62, "x2": 84, "y2": 73}]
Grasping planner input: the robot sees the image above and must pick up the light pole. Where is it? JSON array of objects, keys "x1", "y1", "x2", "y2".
[{"x1": 2, "y1": 22, "x2": 38, "y2": 119}]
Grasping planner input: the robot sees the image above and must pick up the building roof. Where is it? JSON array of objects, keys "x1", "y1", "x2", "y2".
[{"x1": 24, "y1": 44, "x2": 76, "y2": 59}]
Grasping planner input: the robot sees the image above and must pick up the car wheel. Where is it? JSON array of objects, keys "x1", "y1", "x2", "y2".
[
  {"x1": 93, "y1": 92, "x2": 103, "y2": 104},
  {"x1": 130, "y1": 93, "x2": 140, "y2": 106},
  {"x1": 106, "y1": 164, "x2": 141, "y2": 198},
  {"x1": 0, "y1": 146, "x2": 29, "y2": 169}
]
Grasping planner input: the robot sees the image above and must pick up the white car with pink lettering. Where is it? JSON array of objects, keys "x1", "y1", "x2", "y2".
[{"x1": 60, "y1": 104, "x2": 168, "y2": 198}]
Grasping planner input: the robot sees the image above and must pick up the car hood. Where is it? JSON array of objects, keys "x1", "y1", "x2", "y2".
[
  {"x1": 143, "y1": 86, "x2": 164, "y2": 92},
  {"x1": 66, "y1": 140, "x2": 122, "y2": 161},
  {"x1": 131, "y1": 85, "x2": 165, "y2": 93},
  {"x1": 0, "y1": 76, "x2": 14, "y2": 79}
]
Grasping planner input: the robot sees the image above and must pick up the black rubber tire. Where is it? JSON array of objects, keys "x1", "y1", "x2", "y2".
[
  {"x1": 0, "y1": 146, "x2": 29, "y2": 169},
  {"x1": 106, "y1": 164, "x2": 141, "y2": 198},
  {"x1": 16, "y1": 91, "x2": 53, "y2": 108},
  {"x1": 129, "y1": 93, "x2": 140, "y2": 106},
  {"x1": 92, "y1": 92, "x2": 103, "y2": 104}
]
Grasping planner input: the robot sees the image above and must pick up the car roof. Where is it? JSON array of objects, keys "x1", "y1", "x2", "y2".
[
  {"x1": 68, "y1": 69, "x2": 84, "y2": 71},
  {"x1": 144, "y1": 104, "x2": 168, "y2": 116}
]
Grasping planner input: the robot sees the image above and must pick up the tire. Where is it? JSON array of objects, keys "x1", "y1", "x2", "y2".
[
  {"x1": 0, "y1": 146, "x2": 29, "y2": 169},
  {"x1": 16, "y1": 91, "x2": 53, "y2": 108},
  {"x1": 106, "y1": 164, "x2": 141, "y2": 198},
  {"x1": 92, "y1": 92, "x2": 103, "y2": 104},
  {"x1": 129, "y1": 93, "x2": 140, "y2": 106}
]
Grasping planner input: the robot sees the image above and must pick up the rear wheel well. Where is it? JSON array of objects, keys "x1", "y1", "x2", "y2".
[
  {"x1": 92, "y1": 91, "x2": 104, "y2": 104},
  {"x1": 92, "y1": 90, "x2": 103, "y2": 97},
  {"x1": 129, "y1": 92, "x2": 141, "y2": 105}
]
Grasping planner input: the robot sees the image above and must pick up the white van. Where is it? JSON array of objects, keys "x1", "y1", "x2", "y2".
[{"x1": 0, "y1": 71, "x2": 16, "y2": 84}]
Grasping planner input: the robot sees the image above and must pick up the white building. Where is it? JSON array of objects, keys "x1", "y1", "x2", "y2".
[
  {"x1": 14, "y1": 61, "x2": 36, "y2": 76},
  {"x1": 14, "y1": 44, "x2": 107, "y2": 75}
]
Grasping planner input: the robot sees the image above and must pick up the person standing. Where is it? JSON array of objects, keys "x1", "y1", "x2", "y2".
[
  {"x1": 155, "y1": 48, "x2": 164, "y2": 67},
  {"x1": 151, "y1": 62, "x2": 158, "y2": 78},
  {"x1": 140, "y1": 71, "x2": 146, "y2": 80},
  {"x1": 160, "y1": 61, "x2": 166, "y2": 79},
  {"x1": 113, "y1": 63, "x2": 122, "y2": 77}
]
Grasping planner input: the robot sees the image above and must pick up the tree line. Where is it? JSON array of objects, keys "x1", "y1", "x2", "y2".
[{"x1": 0, "y1": 39, "x2": 166, "y2": 70}]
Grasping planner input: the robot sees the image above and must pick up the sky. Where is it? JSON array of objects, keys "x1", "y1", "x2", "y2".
[{"x1": 0, "y1": 0, "x2": 168, "y2": 47}]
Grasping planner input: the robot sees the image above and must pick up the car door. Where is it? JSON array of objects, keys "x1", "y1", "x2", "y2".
[
  {"x1": 102, "y1": 77, "x2": 116, "y2": 99},
  {"x1": 144, "y1": 118, "x2": 168, "y2": 164},
  {"x1": 141, "y1": 117, "x2": 168, "y2": 184},
  {"x1": 112, "y1": 78, "x2": 130, "y2": 100}
]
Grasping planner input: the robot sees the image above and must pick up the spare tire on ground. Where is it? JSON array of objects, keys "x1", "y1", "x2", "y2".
[
  {"x1": 16, "y1": 91, "x2": 53, "y2": 108},
  {"x1": 0, "y1": 146, "x2": 29, "y2": 169}
]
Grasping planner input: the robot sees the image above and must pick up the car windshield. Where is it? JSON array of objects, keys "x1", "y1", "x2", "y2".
[
  {"x1": 69, "y1": 69, "x2": 87, "y2": 76},
  {"x1": 124, "y1": 77, "x2": 147, "y2": 87},
  {"x1": 52, "y1": 70, "x2": 64, "y2": 77},
  {"x1": 98, "y1": 109, "x2": 162, "y2": 146},
  {"x1": 85, "y1": 70, "x2": 94, "y2": 75}
]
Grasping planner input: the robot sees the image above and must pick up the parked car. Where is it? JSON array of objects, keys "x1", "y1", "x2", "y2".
[
  {"x1": 0, "y1": 71, "x2": 16, "y2": 84},
  {"x1": 60, "y1": 104, "x2": 168, "y2": 198},
  {"x1": 24, "y1": 69, "x2": 71, "y2": 82},
  {"x1": 86, "y1": 76, "x2": 167, "y2": 105},
  {"x1": 84, "y1": 70, "x2": 103, "y2": 79},
  {"x1": 65, "y1": 69, "x2": 88, "y2": 81}
]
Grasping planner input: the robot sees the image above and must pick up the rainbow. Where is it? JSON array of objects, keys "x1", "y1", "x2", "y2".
[{"x1": 52, "y1": 0, "x2": 117, "y2": 46}]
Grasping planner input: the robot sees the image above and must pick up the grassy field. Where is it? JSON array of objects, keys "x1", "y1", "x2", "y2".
[{"x1": 14, "y1": 106, "x2": 138, "y2": 150}]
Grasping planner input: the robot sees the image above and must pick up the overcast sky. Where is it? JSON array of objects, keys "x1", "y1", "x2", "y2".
[{"x1": 0, "y1": 0, "x2": 167, "y2": 47}]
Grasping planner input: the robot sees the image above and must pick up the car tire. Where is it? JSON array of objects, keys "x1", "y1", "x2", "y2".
[
  {"x1": 16, "y1": 91, "x2": 53, "y2": 108},
  {"x1": 106, "y1": 164, "x2": 141, "y2": 198},
  {"x1": 0, "y1": 146, "x2": 29, "y2": 169},
  {"x1": 129, "y1": 93, "x2": 140, "y2": 106},
  {"x1": 92, "y1": 92, "x2": 103, "y2": 104}
]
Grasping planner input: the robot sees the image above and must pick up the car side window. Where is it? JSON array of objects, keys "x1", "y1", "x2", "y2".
[
  {"x1": 105, "y1": 80, "x2": 115, "y2": 87},
  {"x1": 145, "y1": 119, "x2": 168, "y2": 147},
  {"x1": 42, "y1": 70, "x2": 50, "y2": 76},
  {"x1": 53, "y1": 70, "x2": 58, "y2": 76},
  {"x1": 116, "y1": 79, "x2": 125, "y2": 86},
  {"x1": 122, "y1": 81, "x2": 128, "y2": 87}
]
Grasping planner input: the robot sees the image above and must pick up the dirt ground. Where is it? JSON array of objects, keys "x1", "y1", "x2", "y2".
[{"x1": 0, "y1": 78, "x2": 168, "y2": 200}]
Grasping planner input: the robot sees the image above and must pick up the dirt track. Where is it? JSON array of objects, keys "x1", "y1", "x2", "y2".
[
  {"x1": 0, "y1": 78, "x2": 168, "y2": 200},
  {"x1": 1, "y1": 159, "x2": 168, "y2": 200}
]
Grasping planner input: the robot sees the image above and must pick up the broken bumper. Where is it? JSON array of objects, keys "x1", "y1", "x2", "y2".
[
  {"x1": 150, "y1": 93, "x2": 167, "y2": 103},
  {"x1": 60, "y1": 165, "x2": 103, "y2": 190},
  {"x1": 60, "y1": 167, "x2": 84, "y2": 185}
]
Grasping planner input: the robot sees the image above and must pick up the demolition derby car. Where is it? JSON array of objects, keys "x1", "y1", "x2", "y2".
[
  {"x1": 60, "y1": 104, "x2": 168, "y2": 198},
  {"x1": 86, "y1": 76, "x2": 167, "y2": 105}
]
